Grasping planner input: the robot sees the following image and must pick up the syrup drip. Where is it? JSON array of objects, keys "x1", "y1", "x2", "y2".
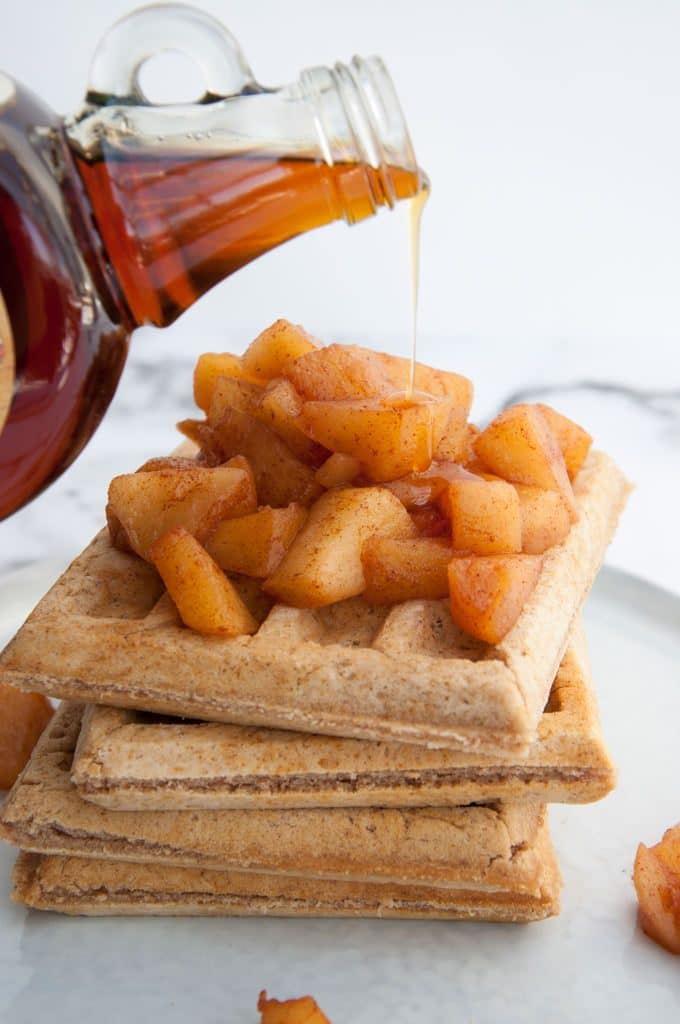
[{"x1": 407, "y1": 181, "x2": 430, "y2": 397}]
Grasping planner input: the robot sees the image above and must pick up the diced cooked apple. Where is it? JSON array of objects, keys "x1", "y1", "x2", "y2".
[
  {"x1": 434, "y1": 406, "x2": 469, "y2": 461},
  {"x1": 514, "y1": 484, "x2": 572, "y2": 554},
  {"x1": 446, "y1": 478, "x2": 522, "y2": 555},
  {"x1": 474, "y1": 404, "x2": 577, "y2": 520},
  {"x1": 0, "y1": 684, "x2": 53, "y2": 790},
  {"x1": 634, "y1": 834, "x2": 680, "y2": 955},
  {"x1": 314, "y1": 452, "x2": 363, "y2": 488},
  {"x1": 136, "y1": 455, "x2": 198, "y2": 473},
  {"x1": 300, "y1": 397, "x2": 452, "y2": 482},
  {"x1": 263, "y1": 487, "x2": 416, "y2": 607},
  {"x1": 176, "y1": 418, "x2": 223, "y2": 463},
  {"x1": 150, "y1": 528, "x2": 258, "y2": 637},
  {"x1": 193, "y1": 352, "x2": 264, "y2": 411},
  {"x1": 286, "y1": 343, "x2": 394, "y2": 401},
  {"x1": 107, "y1": 465, "x2": 254, "y2": 559},
  {"x1": 206, "y1": 504, "x2": 308, "y2": 577},
  {"x1": 256, "y1": 378, "x2": 327, "y2": 465},
  {"x1": 365, "y1": 350, "x2": 473, "y2": 409},
  {"x1": 409, "y1": 505, "x2": 451, "y2": 537},
  {"x1": 208, "y1": 375, "x2": 264, "y2": 422},
  {"x1": 387, "y1": 460, "x2": 479, "y2": 510},
  {"x1": 257, "y1": 991, "x2": 331, "y2": 1024},
  {"x1": 362, "y1": 536, "x2": 453, "y2": 604},
  {"x1": 448, "y1": 553, "x2": 543, "y2": 644},
  {"x1": 242, "y1": 319, "x2": 319, "y2": 380},
  {"x1": 211, "y1": 407, "x2": 322, "y2": 507},
  {"x1": 536, "y1": 403, "x2": 593, "y2": 480}
]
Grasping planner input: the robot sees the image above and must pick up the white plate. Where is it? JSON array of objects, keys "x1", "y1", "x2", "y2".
[{"x1": 1, "y1": 562, "x2": 679, "y2": 1023}]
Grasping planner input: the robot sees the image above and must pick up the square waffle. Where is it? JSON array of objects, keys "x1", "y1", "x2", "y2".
[
  {"x1": 72, "y1": 621, "x2": 614, "y2": 810},
  {"x1": 1, "y1": 703, "x2": 556, "y2": 896},
  {"x1": 12, "y1": 847, "x2": 561, "y2": 922},
  {"x1": 0, "y1": 451, "x2": 629, "y2": 754}
]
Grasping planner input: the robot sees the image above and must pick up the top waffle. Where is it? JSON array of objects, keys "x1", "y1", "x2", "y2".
[{"x1": 0, "y1": 449, "x2": 628, "y2": 753}]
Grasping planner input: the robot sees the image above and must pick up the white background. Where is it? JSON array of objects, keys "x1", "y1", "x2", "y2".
[{"x1": 1, "y1": 1, "x2": 679, "y2": 590}]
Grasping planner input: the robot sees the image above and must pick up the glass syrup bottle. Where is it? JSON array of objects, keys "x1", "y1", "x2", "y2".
[{"x1": 0, "y1": 2, "x2": 426, "y2": 519}]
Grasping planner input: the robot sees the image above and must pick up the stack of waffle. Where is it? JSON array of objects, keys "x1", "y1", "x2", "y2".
[{"x1": 0, "y1": 451, "x2": 629, "y2": 923}]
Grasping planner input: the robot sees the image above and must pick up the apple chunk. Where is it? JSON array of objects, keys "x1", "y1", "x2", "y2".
[
  {"x1": 211, "y1": 407, "x2": 322, "y2": 507},
  {"x1": 0, "y1": 685, "x2": 53, "y2": 789},
  {"x1": 206, "y1": 504, "x2": 308, "y2": 578},
  {"x1": 515, "y1": 484, "x2": 572, "y2": 554},
  {"x1": 634, "y1": 828, "x2": 680, "y2": 955},
  {"x1": 107, "y1": 465, "x2": 255, "y2": 559},
  {"x1": 386, "y1": 461, "x2": 478, "y2": 510},
  {"x1": 193, "y1": 352, "x2": 263, "y2": 411},
  {"x1": 208, "y1": 375, "x2": 264, "y2": 421},
  {"x1": 448, "y1": 553, "x2": 543, "y2": 644},
  {"x1": 474, "y1": 404, "x2": 577, "y2": 520},
  {"x1": 258, "y1": 991, "x2": 331, "y2": 1024},
  {"x1": 362, "y1": 536, "x2": 453, "y2": 604},
  {"x1": 314, "y1": 452, "x2": 362, "y2": 489},
  {"x1": 446, "y1": 478, "x2": 522, "y2": 555},
  {"x1": 286, "y1": 343, "x2": 394, "y2": 401},
  {"x1": 256, "y1": 378, "x2": 327, "y2": 465},
  {"x1": 300, "y1": 397, "x2": 452, "y2": 482},
  {"x1": 150, "y1": 527, "x2": 258, "y2": 637},
  {"x1": 536, "y1": 403, "x2": 592, "y2": 480},
  {"x1": 242, "y1": 319, "x2": 319, "y2": 380},
  {"x1": 263, "y1": 487, "x2": 416, "y2": 607}
]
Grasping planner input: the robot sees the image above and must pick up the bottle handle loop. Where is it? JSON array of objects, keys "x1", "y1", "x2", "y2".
[{"x1": 86, "y1": 3, "x2": 256, "y2": 106}]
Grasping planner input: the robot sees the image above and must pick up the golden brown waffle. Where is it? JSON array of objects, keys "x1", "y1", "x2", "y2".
[
  {"x1": 1, "y1": 704, "x2": 555, "y2": 895},
  {"x1": 72, "y1": 623, "x2": 614, "y2": 810},
  {"x1": 0, "y1": 451, "x2": 629, "y2": 754},
  {"x1": 12, "y1": 847, "x2": 560, "y2": 921}
]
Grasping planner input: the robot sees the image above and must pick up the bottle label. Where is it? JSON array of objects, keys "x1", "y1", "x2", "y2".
[{"x1": 0, "y1": 289, "x2": 14, "y2": 433}]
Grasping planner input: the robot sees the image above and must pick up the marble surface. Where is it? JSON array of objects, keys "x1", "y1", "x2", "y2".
[{"x1": 1, "y1": 326, "x2": 678, "y2": 596}]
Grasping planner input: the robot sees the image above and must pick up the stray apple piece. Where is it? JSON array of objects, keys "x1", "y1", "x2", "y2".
[
  {"x1": 206, "y1": 504, "x2": 308, "y2": 577},
  {"x1": 107, "y1": 465, "x2": 252, "y2": 560},
  {"x1": 208, "y1": 375, "x2": 264, "y2": 423},
  {"x1": 410, "y1": 505, "x2": 450, "y2": 537},
  {"x1": 314, "y1": 452, "x2": 362, "y2": 489},
  {"x1": 263, "y1": 486, "x2": 416, "y2": 607},
  {"x1": 474, "y1": 404, "x2": 577, "y2": 520},
  {"x1": 447, "y1": 478, "x2": 522, "y2": 555},
  {"x1": 634, "y1": 841, "x2": 680, "y2": 955},
  {"x1": 257, "y1": 378, "x2": 327, "y2": 465},
  {"x1": 258, "y1": 990, "x2": 331, "y2": 1024},
  {"x1": 362, "y1": 536, "x2": 453, "y2": 604},
  {"x1": 150, "y1": 527, "x2": 258, "y2": 637},
  {"x1": 211, "y1": 407, "x2": 322, "y2": 507},
  {"x1": 286, "y1": 343, "x2": 394, "y2": 401},
  {"x1": 0, "y1": 685, "x2": 53, "y2": 790},
  {"x1": 448, "y1": 553, "x2": 543, "y2": 645},
  {"x1": 515, "y1": 484, "x2": 572, "y2": 554},
  {"x1": 536, "y1": 403, "x2": 593, "y2": 480},
  {"x1": 434, "y1": 406, "x2": 469, "y2": 462},
  {"x1": 242, "y1": 319, "x2": 319, "y2": 380},
  {"x1": 193, "y1": 352, "x2": 263, "y2": 410},
  {"x1": 300, "y1": 396, "x2": 452, "y2": 482}
]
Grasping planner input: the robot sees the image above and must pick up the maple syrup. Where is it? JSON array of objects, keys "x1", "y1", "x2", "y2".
[{"x1": 73, "y1": 148, "x2": 424, "y2": 328}]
